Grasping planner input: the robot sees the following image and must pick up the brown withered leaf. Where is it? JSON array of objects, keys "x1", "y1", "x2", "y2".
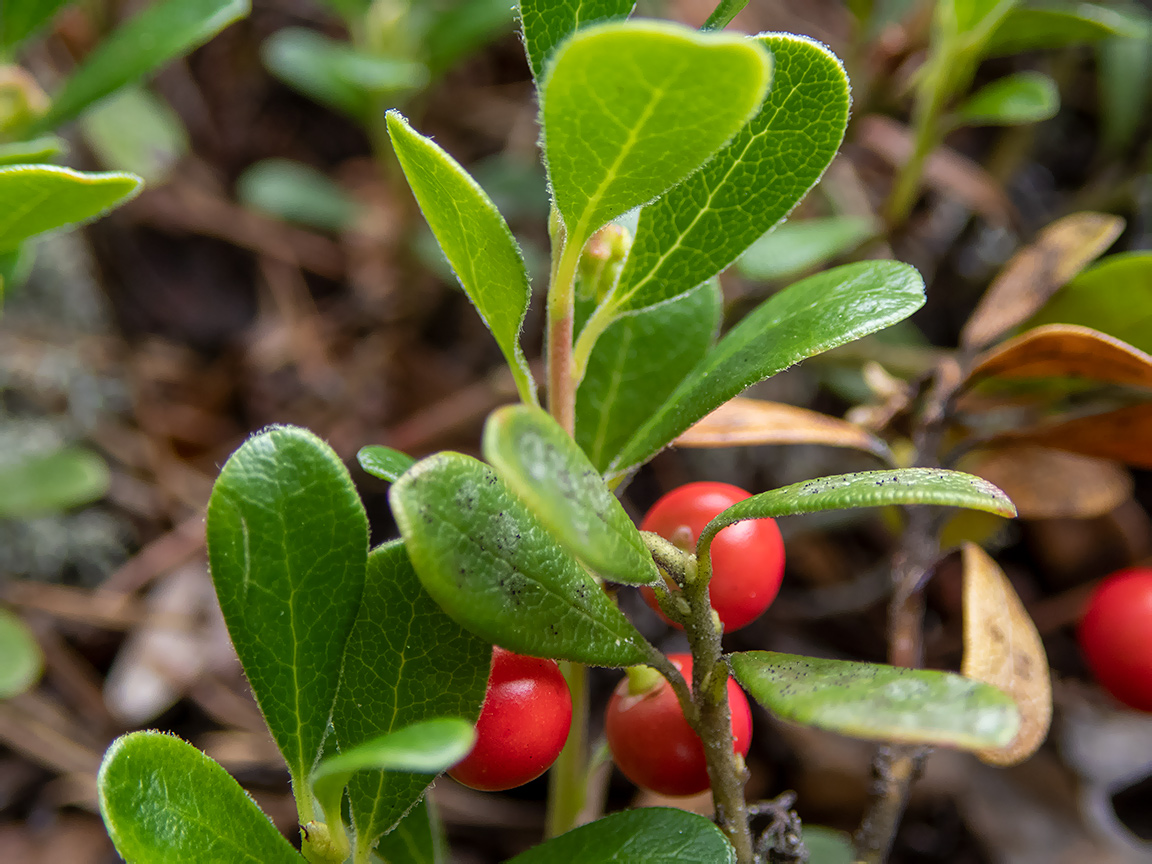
[
  {"x1": 673, "y1": 397, "x2": 891, "y2": 459},
  {"x1": 961, "y1": 543, "x2": 1051, "y2": 766},
  {"x1": 965, "y1": 445, "x2": 1133, "y2": 519},
  {"x1": 967, "y1": 324, "x2": 1152, "y2": 389},
  {"x1": 994, "y1": 403, "x2": 1152, "y2": 469},
  {"x1": 961, "y1": 213, "x2": 1125, "y2": 351}
]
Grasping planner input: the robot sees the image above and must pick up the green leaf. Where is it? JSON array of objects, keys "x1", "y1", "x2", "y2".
[
  {"x1": 609, "y1": 261, "x2": 926, "y2": 477},
  {"x1": 803, "y1": 826, "x2": 854, "y2": 864},
  {"x1": 358, "y1": 445, "x2": 417, "y2": 483},
  {"x1": 390, "y1": 452, "x2": 651, "y2": 666},
  {"x1": 373, "y1": 798, "x2": 445, "y2": 864},
  {"x1": 955, "y1": 71, "x2": 1059, "y2": 127},
  {"x1": 0, "y1": 446, "x2": 110, "y2": 517},
  {"x1": 80, "y1": 86, "x2": 189, "y2": 184},
  {"x1": 702, "y1": 0, "x2": 750, "y2": 31},
  {"x1": 333, "y1": 542, "x2": 488, "y2": 849},
  {"x1": 425, "y1": 0, "x2": 516, "y2": 76},
  {"x1": 575, "y1": 280, "x2": 720, "y2": 472},
  {"x1": 0, "y1": 136, "x2": 66, "y2": 166},
  {"x1": 699, "y1": 470, "x2": 1017, "y2": 553},
  {"x1": 542, "y1": 20, "x2": 771, "y2": 248},
  {"x1": 206, "y1": 426, "x2": 369, "y2": 800},
  {"x1": 387, "y1": 110, "x2": 537, "y2": 405},
  {"x1": 237, "y1": 159, "x2": 358, "y2": 233},
  {"x1": 737, "y1": 216, "x2": 876, "y2": 282},
  {"x1": 504, "y1": 808, "x2": 735, "y2": 863},
  {"x1": 1099, "y1": 20, "x2": 1152, "y2": 154},
  {"x1": 482, "y1": 405, "x2": 657, "y2": 584},
  {"x1": 0, "y1": 0, "x2": 71, "y2": 50},
  {"x1": 607, "y1": 34, "x2": 850, "y2": 315},
  {"x1": 518, "y1": 0, "x2": 635, "y2": 81},
  {"x1": 0, "y1": 608, "x2": 43, "y2": 698},
  {"x1": 36, "y1": 0, "x2": 250, "y2": 132},
  {"x1": 262, "y1": 28, "x2": 427, "y2": 121},
  {"x1": 98, "y1": 731, "x2": 305, "y2": 864},
  {"x1": 1027, "y1": 251, "x2": 1152, "y2": 353},
  {"x1": 0, "y1": 165, "x2": 141, "y2": 253},
  {"x1": 729, "y1": 651, "x2": 1021, "y2": 750},
  {"x1": 312, "y1": 718, "x2": 475, "y2": 823},
  {"x1": 937, "y1": 0, "x2": 1019, "y2": 40},
  {"x1": 984, "y1": 4, "x2": 1141, "y2": 57}
]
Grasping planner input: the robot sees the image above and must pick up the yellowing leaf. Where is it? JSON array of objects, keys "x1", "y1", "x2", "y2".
[
  {"x1": 961, "y1": 543, "x2": 1051, "y2": 766},
  {"x1": 674, "y1": 397, "x2": 891, "y2": 460},
  {"x1": 968, "y1": 324, "x2": 1152, "y2": 389}
]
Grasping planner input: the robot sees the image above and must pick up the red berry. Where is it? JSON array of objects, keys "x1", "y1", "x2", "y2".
[
  {"x1": 448, "y1": 648, "x2": 572, "y2": 791},
  {"x1": 1077, "y1": 566, "x2": 1152, "y2": 713},
  {"x1": 604, "y1": 653, "x2": 752, "y2": 797},
  {"x1": 640, "y1": 482, "x2": 784, "y2": 632}
]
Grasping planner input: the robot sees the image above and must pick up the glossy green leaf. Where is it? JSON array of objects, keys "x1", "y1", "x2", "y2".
[
  {"x1": 80, "y1": 86, "x2": 188, "y2": 184},
  {"x1": 737, "y1": 216, "x2": 876, "y2": 282},
  {"x1": 803, "y1": 826, "x2": 853, "y2": 864},
  {"x1": 518, "y1": 0, "x2": 635, "y2": 81},
  {"x1": 374, "y1": 798, "x2": 445, "y2": 864},
  {"x1": 262, "y1": 28, "x2": 427, "y2": 121},
  {"x1": 390, "y1": 452, "x2": 651, "y2": 666},
  {"x1": 700, "y1": 470, "x2": 1016, "y2": 554},
  {"x1": 0, "y1": 165, "x2": 141, "y2": 253},
  {"x1": 98, "y1": 731, "x2": 305, "y2": 864},
  {"x1": 955, "y1": 71, "x2": 1059, "y2": 127},
  {"x1": 505, "y1": 808, "x2": 735, "y2": 863},
  {"x1": 984, "y1": 5, "x2": 1140, "y2": 57},
  {"x1": 730, "y1": 651, "x2": 1021, "y2": 750},
  {"x1": 575, "y1": 280, "x2": 720, "y2": 472},
  {"x1": 0, "y1": 0, "x2": 70, "y2": 50},
  {"x1": 425, "y1": 0, "x2": 516, "y2": 76},
  {"x1": 609, "y1": 261, "x2": 926, "y2": 477},
  {"x1": 0, "y1": 447, "x2": 110, "y2": 517},
  {"x1": 312, "y1": 718, "x2": 475, "y2": 822},
  {"x1": 333, "y1": 542, "x2": 488, "y2": 849},
  {"x1": 387, "y1": 111, "x2": 537, "y2": 406},
  {"x1": 1099, "y1": 22, "x2": 1152, "y2": 154},
  {"x1": 0, "y1": 608, "x2": 43, "y2": 698},
  {"x1": 358, "y1": 445, "x2": 417, "y2": 483},
  {"x1": 608, "y1": 34, "x2": 850, "y2": 314},
  {"x1": 238, "y1": 159, "x2": 358, "y2": 233},
  {"x1": 542, "y1": 20, "x2": 771, "y2": 248},
  {"x1": 1028, "y1": 251, "x2": 1152, "y2": 353},
  {"x1": 36, "y1": 0, "x2": 250, "y2": 132},
  {"x1": 703, "y1": 0, "x2": 750, "y2": 30},
  {"x1": 483, "y1": 406, "x2": 656, "y2": 584},
  {"x1": 206, "y1": 426, "x2": 368, "y2": 798},
  {"x1": 0, "y1": 136, "x2": 66, "y2": 166}
]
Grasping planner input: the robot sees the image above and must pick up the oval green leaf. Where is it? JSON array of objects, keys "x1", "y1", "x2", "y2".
[
  {"x1": 0, "y1": 446, "x2": 110, "y2": 517},
  {"x1": 390, "y1": 452, "x2": 650, "y2": 666},
  {"x1": 206, "y1": 426, "x2": 369, "y2": 796},
  {"x1": 505, "y1": 807, "x2": 735, "y2": 864},
  {"x1": 483, "y1": 406, "x2": 657, "y2": 584},
  {"x1": 0, "y1": 136, "x2": 66, "y2": 166},
  {"x1": 575, "y1": 280, "x2": 721, "y2": 472},
  {"x1": 0, "y1": 607, "x2": 43, "y2": 698},
  {"x1": 955, "y1": 71, "x2": 1059, "y2": 127},
  {"x1": 0, "y1": 165, "x2": 141, "y2": 253},
  {"x1": 609, "y1": 261, "x2": 926, "y2": 478},
  {"x1": 374, "y1": 798, "x2": 444, "y2": 864},
  {"x1": 98, "y1": 731, "x2": 304, "y2": 864},
  {"x1": 985, "y1": 5, "x2": 1141, "y2": 57},
  {"x1": 609, "y1": 34, "x2": 851, "y2": 314},
  {"x1": 237, "y1": 158, "x2": 358, "y2": 232},
  {"x1": 333, "y1": 541, "x2": 489, "y2": 849},
  {"x1": 386, "y1": 110, "x2": 537, "y2": 406},
  {"x1": 357, "y1": 445, "x2": 417, "y2": 483},
  {"x1": 737, "y1": 216, "x2": 877, "y2": 282},
  {"x1": 36, "y1": 0, "x2": 250, "y2": 132},
  {"x1": 730, "y1": 651, "x2": 1021, "y2": 750},
  {"x1": 519, "y1": 0, "x2": 635, "y2": 81},
  {"x1": 542, "y1": 20, "x2": 771, "y2": 247}
]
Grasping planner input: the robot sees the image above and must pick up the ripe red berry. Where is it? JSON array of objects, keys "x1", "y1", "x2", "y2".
[
  {"x1": 1077, "y1": 566, "x2": 1152, "y2": 713},
  {"x1": 604, "y1": 653, "x2": 752, "y2": 797},
  {"x1": 640, "y1": 482, "x2": 784, "y2": 632},
  {"x1": 448, "y1": 647, "x2": 572, "y2": 791}
]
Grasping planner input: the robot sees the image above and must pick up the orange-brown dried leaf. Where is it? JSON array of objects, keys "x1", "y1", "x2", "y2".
[
  {"x1": 964, "y1": 445, "x2": 1133, "y2": 519},
  {"x1": 673, "y1": 397, "x2": 891, "y2": 459},
  {"x1": 961, "y1": 213, "x2": 1125, "y2": 351},
  {"x1": 960, "y1": 543, "x2": 1051, "y2": 766},
  {"x1": 967, "y1": 324, "x2": 1152, "y2": 389},
  {"x1": 994, "y1": 403, "x2": 1152, "y2": 469}
]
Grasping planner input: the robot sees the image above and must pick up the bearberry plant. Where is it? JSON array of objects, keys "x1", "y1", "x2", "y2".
[{"x1": 95, "y1": 2, "x2": 1037, "y2": 863}]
